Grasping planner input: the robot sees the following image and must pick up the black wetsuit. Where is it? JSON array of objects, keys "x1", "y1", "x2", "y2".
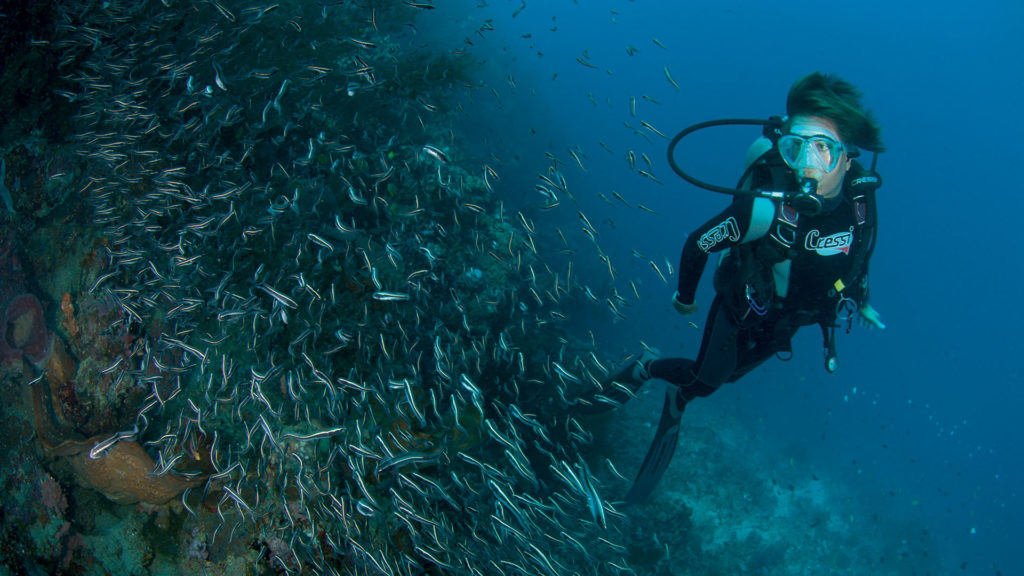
[{"x1": 649, "y1": 174, "x2": 872, "y2": 403}]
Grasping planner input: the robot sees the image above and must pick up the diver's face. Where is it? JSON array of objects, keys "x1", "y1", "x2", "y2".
[{"x1": 785, "y1": 115, "x2": 851, "y2": 199}]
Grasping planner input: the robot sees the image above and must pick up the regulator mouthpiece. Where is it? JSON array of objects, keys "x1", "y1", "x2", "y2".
[{"x1": 788, "y1": 178, "x2": 823, "y2": 216}]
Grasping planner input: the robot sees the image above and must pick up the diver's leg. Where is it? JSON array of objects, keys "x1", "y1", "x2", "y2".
[
  {"x1": 586, "y1": 295, "x2": 741, "y2": 414},
  {"x1": 625, "y1": 297, "x2": 741, "y2": 503},
  {"x1": 687, "y1": 295, "x2": 741, "y2": 393},
  {"x1": 646, "y1": 357, "x2": 696, "y2": 385},
  {"x1": 645, "y1": 295, "x2": 739, "y2": 396}
]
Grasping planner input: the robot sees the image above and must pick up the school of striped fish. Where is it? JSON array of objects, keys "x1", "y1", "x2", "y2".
[{"x1": 40, "y1": 1, "x2": 661, "y2": 574}]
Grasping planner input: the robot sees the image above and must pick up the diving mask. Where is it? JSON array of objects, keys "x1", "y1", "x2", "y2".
[{"x1": 778, "y1": 133, "x2": 846, "y2": 174}]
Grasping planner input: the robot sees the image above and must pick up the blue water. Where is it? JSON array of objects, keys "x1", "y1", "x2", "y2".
[{"x1": 418, "y1": 1, "x2": 1024, "y2": 573}]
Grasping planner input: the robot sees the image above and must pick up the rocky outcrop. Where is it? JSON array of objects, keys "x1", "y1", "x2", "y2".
[{"x1": 30, "y1": 331, "x2": 202, "y2": 505}]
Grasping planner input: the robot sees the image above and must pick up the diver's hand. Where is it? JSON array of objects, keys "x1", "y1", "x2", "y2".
[
  {"x1": 672, "y1": 291, "x2": 698, "y2": 315},
  {"x1": 858, "y1": 303, "x2": 886, "y2": 330}
]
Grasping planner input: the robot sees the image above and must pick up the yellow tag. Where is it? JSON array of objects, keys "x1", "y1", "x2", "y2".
[{"x1": 833, "y1": 279, "x2": 846, "y2": 293}]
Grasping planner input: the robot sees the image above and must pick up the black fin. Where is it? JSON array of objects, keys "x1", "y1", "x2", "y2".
[{"x1": 624, "y1": 387, "x2": 685, "y2": 504}]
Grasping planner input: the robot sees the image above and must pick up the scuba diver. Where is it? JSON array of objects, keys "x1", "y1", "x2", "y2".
[{"x1": 592, "y1": 72, "x2": 886, "y2": 503}]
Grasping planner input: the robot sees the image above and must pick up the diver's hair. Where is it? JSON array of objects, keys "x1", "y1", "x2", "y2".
[{"x1": 785, "y1": 72, "x2": 885, "y2": 153}]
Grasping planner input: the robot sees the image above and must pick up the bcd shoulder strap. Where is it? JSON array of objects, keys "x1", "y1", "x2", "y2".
[{"x1": 830, "y1": 160, "x2": 881, "y2": 298}]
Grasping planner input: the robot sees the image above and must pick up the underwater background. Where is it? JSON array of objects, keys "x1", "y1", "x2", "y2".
[{"x1": 0, "y1": 0, "x2": 1020, "y2": 574}]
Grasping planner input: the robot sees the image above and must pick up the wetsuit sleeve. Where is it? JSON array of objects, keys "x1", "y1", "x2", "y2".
[
  {"x1": 850, "y1": 269, "x2": 870, "y2": 307},
  {"x1": 676, "y1": 197, "x2": 759, "y2": 304}
]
